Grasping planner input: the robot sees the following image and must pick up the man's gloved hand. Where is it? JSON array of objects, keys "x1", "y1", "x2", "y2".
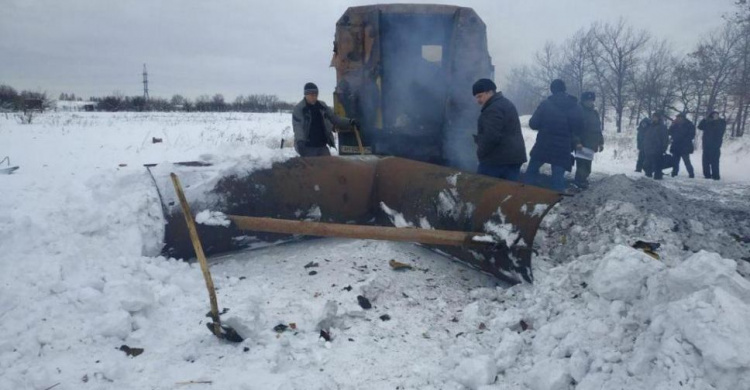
[
  {"x1": 598, "y1": 144, "x2": 604, "y2": 152},
  {"x1": 350, "y1": 118, "x2": 360, "y2": 128}
]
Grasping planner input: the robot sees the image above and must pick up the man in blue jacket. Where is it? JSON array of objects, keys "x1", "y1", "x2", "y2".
[
  {"x1": 525, "y1": 79, "x2": 583, "y2": 192},
  {"x1": 472, "y1": 79, "x2": 527, "y2": 181}
]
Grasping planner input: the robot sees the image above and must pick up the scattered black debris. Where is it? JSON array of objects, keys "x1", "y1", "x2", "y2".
[
  {"x1": 118, "y1": 345, "x2": 144, "y2": 357},
  {"x1": 455, "y1": 332, "x2": 465, "y2": 338},
  {"x1": 450, "y1": 317, "x2": 459, "y2": 323},
  {"x1": 319, "y1": 330, "x2": 332, "y2": 342},
  {"x1": 342, "y1": 285, "x2": 353, "y2": 292},
  {"x1": 81, "y1": 374, "x2": 89, "y2": 383},
  {"x1": 519, "y1": 320, "x2": 530, "y2": 332},
  {"x1": 243, "y1": 347, "x2": 250, "y2": 352},
  {"x1": 304, "y1": 261, "x2": 319, "y2": 269},
  {"x1": 478, "y1": 322, "x2": 487, "y2": 331},
  {"x1": 273, "y1": 324, "x2": 288, "y2": 333},
  {"x1": 239, "y1": 276, "x2": 246, "y2": 280},
  {"x1": 357, "y1": 295, "x2": 372, "y2": 309},
  {"x1": 308, "y1": 271, "x2": 318, "y2": 276},
  {"x1": 580, "y1": 282, "x2": 588, "y2": 289},
  {"x1": 402, "y1": 292, "x2": 410, "y2": 298},
  {"x1": 206, "y1": 323, "x2": 244, "y2": 342},
  {"x1": 379, "y1": 314, "x2": 391, "y2": 321},
  {"x1": 348, "y1": 338, "x2": 354, "y2": 342}
]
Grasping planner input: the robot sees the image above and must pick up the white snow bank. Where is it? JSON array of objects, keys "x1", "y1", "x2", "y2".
[{"x1": 455, "y1": 245, "x2": 750, "y2": 389}]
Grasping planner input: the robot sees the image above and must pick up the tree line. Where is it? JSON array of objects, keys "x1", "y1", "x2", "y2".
[
  {"x1": 505, "y1": 1, "x2": 750, "y2": 137},
  {"x1": 0, "y1": 85, "x2": 294, "y2": 113}
]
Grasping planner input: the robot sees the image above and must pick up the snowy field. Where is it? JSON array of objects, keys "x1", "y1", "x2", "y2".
[{"x1": 1, "y1": 111, "x2": 750, "y2": 389}]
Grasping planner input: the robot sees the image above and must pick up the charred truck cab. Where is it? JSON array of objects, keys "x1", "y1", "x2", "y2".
[{"x1": 332, "y1": 4, "x2": 494, "y2": 171}]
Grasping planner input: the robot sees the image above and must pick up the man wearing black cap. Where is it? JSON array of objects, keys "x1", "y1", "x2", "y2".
[
  {"x1": 668, "y1": 113, "x2": 696, "y2": 178},
  {"x1": 572, "y1": 91, "x2": 604, "y2": 189},
  {"x1": 472, "y1": 78, "x2": 527, "y2": 181},
  {"x1": 642, "y1": 111, "x2": 669, "y2": 180},
  {"x1": 526, "y1": 79, "x2": 584, "y2": 192},
  {"x1": 292, "y1": 82, "x2": 358, "y2": 157},
  {"x1": 697, "y1": 111, "x2": 726, "y2": 180}
]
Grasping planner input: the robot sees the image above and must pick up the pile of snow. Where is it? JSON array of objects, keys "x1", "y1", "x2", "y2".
[{"x1": 445, "y1": 246, "x2": 750, "y2": 389}]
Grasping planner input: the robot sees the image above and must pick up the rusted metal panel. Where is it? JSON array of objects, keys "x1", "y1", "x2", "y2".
[{"x1": 158, "y1": 156, "x2": 561, "y2": 284}]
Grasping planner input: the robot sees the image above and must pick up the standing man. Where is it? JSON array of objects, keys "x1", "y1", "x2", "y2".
[
  {"x1": 472, "y1": 78, "x2": 527, "y2": 181},
  {"x1": 635, "y1": 117, "x2": 650, "y2": 173},
  {"x1": 572, "y1": 91, "x2": 604, "y2": 189},
  {"x1": 668, "y1": 113, "x2": 696, "y2": 178},
  {"x1": 526, "y1": 79, "x2": 583, "y2": 192},
  {"x1": 642, "y1": 112, "x2": 669, "y2": 180},
  {"x1": 697, "y1": 111, "x2": 727, "y2": 180},
  {"x1": 292, "y1": 82, "x2": 357, "y2": 157}
]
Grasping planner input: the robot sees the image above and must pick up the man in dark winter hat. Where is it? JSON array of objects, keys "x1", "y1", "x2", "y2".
[
  {"x1": 697, "y1": 111, "x2": 726, "y2": 180},
  {"x1": 635, "y1": 116, "x2": 650, "y2": 172},
  {"x1": 572, "y1": 91, "x2": 604, "y2": 189},
  {"x1": 525, "y1": 79, "x2": 584, "y2": 192},
  {"x1": 292, "y1": 82, "x2": 358, "y2": 157},
  {"x1": 642, "y1": 111, "x2": 669, "y2": 180},
  {"x1": 668, "y1": 112, "x2": 696, "y2": 178},
  {"x1": 472, "y1": 78, "x2": 527, "y2": 181}
]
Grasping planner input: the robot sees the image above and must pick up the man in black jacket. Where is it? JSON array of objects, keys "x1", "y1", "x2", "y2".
[
  {"x1": 472, "y1": 79, "x2": 527, "y2": 181},
  {"x1": 668, "y1": 113, "x2": 696, "y2": 178},
  {"x1": 572, "y1": 91, "x2": 604, "y2": 189},
  {"x1": 697, "y1": 111, "x2": 726, "y2": 180},
  {"x1": 642, "y1": 112, "x2": 669, "y2": 180},
  {"x1": 526, "y1": 79, "x2": 583, "y2": 192},
  {"x1": 292, "y1": 82, "x2": 357, "y2": 157},
  {"x1": 635, "y1": 117, "x2": 650, "y2": 172}
]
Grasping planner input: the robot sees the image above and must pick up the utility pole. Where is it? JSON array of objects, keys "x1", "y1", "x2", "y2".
[{"x1": 142, "y1": 64, "x2": 149, "y2": 110}]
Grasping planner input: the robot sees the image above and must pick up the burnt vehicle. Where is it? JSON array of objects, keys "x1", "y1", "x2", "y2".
[{"x1": 331, "y1": 4, "x2": 493, "y2": 171}]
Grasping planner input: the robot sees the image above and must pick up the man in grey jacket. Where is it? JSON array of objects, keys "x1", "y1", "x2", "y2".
[
  {"x1": 472, "y1": 78, "x2": 527, "y2": 181},
  {"x1": 292, "y1": 82, "x2": 357, "y2": 157}
]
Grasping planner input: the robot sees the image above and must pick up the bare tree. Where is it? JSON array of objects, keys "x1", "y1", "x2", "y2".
[
  {"x1": 558, "y1": 28, "x2": 597, "y2": 99},
  {"x1": 632, "y1": 39, "x2": 678, "y2": 121},
  {"x1": 689, "y1": 24, "x2": 742, "y2": 118},
  {"x1": 590, "y1": 19, "x2": 650, "y2": 133}
]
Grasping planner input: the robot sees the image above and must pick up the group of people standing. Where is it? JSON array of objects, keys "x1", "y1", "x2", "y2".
[
  {"x1": 636, "y1": 111, "x2": 727, "y2": 181},
  {"x1": 291, "y1": 79, "x2": 727, "y2": 193},
  {"x1": 472, "y1": 78, "x2": 603, "y2": 192}
]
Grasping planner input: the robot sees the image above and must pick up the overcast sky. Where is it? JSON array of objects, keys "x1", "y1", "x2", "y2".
[{"x1": 0, "y1": 0, "x2": 737, "y2": 103}]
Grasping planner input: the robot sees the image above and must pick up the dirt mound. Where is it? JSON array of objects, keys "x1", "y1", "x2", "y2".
[{"x1": 536, "y1": 174, "x2": 750, "y2": 264}]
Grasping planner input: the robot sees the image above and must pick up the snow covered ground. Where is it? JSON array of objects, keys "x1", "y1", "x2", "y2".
[{"x1": 1, "y1": 112, "x2": 749, "y2": 389}]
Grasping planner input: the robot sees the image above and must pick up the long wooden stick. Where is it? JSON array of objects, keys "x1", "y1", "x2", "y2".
[
  {"x1": 229, "y1": 215, "x2": 490, "y2": 248},
  {"x1": 170, "y1": 173, "x2": 223, "y2": 338},
  {"x1": 353, "y1": 125, "x2": 365, "y2": 155}
]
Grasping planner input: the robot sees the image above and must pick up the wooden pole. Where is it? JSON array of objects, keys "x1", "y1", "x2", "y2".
[
  {"x1": 353, "y1": 125, "x2": 365, "y2": 155},
  {"x1": 170, "y1": 173, "x2": 223, "y2": 338},
  {"x1": 229, "y1": 215, "x2": 490, "y2": 248}
]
